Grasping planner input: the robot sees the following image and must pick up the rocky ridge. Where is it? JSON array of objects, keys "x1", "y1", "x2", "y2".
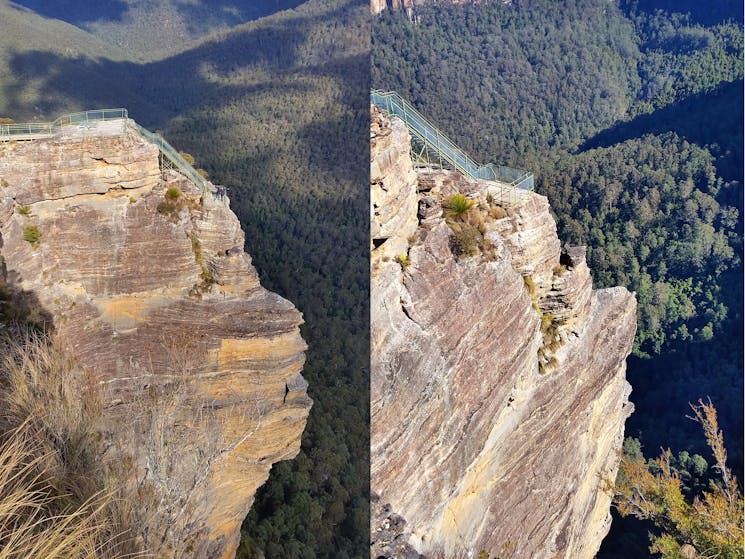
[
  {"x1": 371, "y1": 0, "x2": 496, "y2": 15},
  {"x1": 0, "y1": 122, "x2": 311, "y2": 558},
  {"x1": 370, "y1": 106, "x2": 636, "y2": 558}
]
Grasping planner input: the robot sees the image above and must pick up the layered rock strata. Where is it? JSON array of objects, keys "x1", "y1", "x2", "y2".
[
  {"x1": 0, "y1": 122, "x2": 311, "y2": 559},
  {"x1": 370, "y1": 106, "x2": 636, "y2": 558}
]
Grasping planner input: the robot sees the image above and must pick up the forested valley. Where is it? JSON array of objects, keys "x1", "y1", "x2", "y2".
[
  {"x1": 372, "y1": 0, "x2": 743, "y2": 555},
  {"x1": 0, "y1": 0, "x2": 370, "y2": 557}
]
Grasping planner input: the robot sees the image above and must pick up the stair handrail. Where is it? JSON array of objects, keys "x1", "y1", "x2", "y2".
[
  {"x1": 371, "y1": 89, "x2": 533, "y2": 191},
  {"x1": 128, "y1": 121, "x2": 211, "y2": 194}
]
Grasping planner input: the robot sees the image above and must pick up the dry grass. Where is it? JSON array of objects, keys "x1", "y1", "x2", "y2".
[
  {"x1": 0, "y1": 327, "x2": 145, "y2": 558},
  {"x1": 523, "y1": 276, "x2": 540, "y2": 312},
  {"x1": 0, "y1": 422, "x2": 109, "y2": 559},
  {"x1": 444, "y1": 194, "x2": 498, "y2": 260}
]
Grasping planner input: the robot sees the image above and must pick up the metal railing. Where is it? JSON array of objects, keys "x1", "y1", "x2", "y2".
[
  {"x1": 371, "y1": 89, "x2": 534, "y2": 192},
  {"x1": 53, "y1": 108, "x2": 128, "y2": 127},
  {"x1": 128, "y1": 121, "x2": 210, "y2": 194},
  {"x1": 0, "y1": 108, "x2": 212, "y2": 195},
  {"x1": 0, "y1": 109, "x2": 128, "y2": 138}
]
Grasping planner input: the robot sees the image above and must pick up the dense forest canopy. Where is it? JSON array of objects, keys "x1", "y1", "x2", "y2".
[
  {"x1": 9, "y1": 0, "x2": 308, "y2": 60},
  {"x1": 372, "y1": 0, "x2": 742, "y2": 555},
  {"x1": 0, "y1": 0, "x2": 370, "y2": 557}
]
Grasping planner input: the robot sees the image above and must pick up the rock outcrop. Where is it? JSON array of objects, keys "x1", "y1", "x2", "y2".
[
  {"x1": 0, "y1": 121, "x2": 311, "y2": 558},
  {"x1": 370, "y1": 106, "x2": 636, "y2": 558},
  {"x1": 371, "y1": 0, "x2": 496, "y2": 15}
]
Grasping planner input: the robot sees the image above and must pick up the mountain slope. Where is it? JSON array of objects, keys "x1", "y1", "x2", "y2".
[
  {"x1": 0, "y1": 0, "x2": 370, "y2": 556},
  {"x1": 372, "y1": 1, "x2": 742, "y2": 556},
  {"x1": 10, "y1": 0, "x2": 309, "y2": 60}
]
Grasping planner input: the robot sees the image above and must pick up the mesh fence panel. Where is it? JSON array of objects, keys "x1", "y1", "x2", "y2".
[
  {"x1": 0, "y1": 109, "x2": 211, "y2": 194},
  {"x1": 371, "y1": 89, "x2": 533, "y2": 192}
]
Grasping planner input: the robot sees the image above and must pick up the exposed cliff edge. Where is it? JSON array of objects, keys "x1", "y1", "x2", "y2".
[
  {"x1": 371, "y1": 106, "x2": 636, "y2": 558},
  {"x1": 0, "y1": 121, "x2": 311, "y2": 558},
  {"x1": 371, "y1": 0, "x2": 487, "y2": 15}
]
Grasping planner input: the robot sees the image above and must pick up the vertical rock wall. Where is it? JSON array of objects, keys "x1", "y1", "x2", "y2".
[
  {"x1": 0, "y1": 123, "x2": 311, "y2": 559},
  {"x1": 371, "y1": 107, "x2": 636, "y2": 558}
]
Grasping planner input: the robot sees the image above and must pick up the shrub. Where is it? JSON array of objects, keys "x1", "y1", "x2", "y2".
[
  {"x1": 443, "y1": 193, "x2": 474, "y2": 218},
  {"x1": 16, "y1": 205, "x2": 31, "y2": 216},
  {"x1": 128, "y1": 196, "x2": 135, "y2": 204},
  {"x1": 158, "y1": 189, "x2": 185, "y2": 220},
  {"x1": 158, "y1": 188, "x2": 199, "y2": 224},
  {"x1": 190, "y1": 233, "x2": 215, "y2": 287},
  {"x1": 179, "y1": 152, "x2": 195, "y2": 165},
  {"x1": 449, "y1": 224, "x2": 479, "y2": 257},
  {"x1": 523, "y1": 276, "x2": 540, "y2": 312},
  {"x1": 395, "y1": 253, "x2": 410, "y2": 270},
  {"x1": 23, "y1": 224, "x2": 41, "y2": 248},
  {"x1": 488, "y1": 204, "x2": 508, "y2": 219},
  {"x1": 196, "y1": 168, "x2": 209, "y2": 179},
  {"x1": 553, "y1": 264, "x2": 567, "y2": 276},
  {"x1": 157, "y1": 201, "x2": 177, "y2": 218},
  {"x1": 543, "y1": 356, "x2": 559, "y2": 373},
  {"x1": 541, "y1": 312, "x2": 554, "y2": 333},
  {"x1": 1, "y1": 178, "x2": 10, "y2": 188}
]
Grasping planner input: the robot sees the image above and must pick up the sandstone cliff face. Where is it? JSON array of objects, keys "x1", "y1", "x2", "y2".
[
  {"x1": 371, "y1": 106, "x2": 636, "y2": 558},
  {"x1": 0, "y1": 122, "x2": 311, "y2": 558},
  {"x1": 371, "y1": 0, "x2": 497, "y2": 15}
]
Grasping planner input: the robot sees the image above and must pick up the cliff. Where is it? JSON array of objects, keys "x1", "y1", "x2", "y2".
[
  {"x1": 370, "y1": 106, "x2": 636, "y2": 558},
  {"x1": 371, "y1": 0, "x2": 494, "y2": 15},
  {"x1": 0, "y1": 121, "x2": 311, "y2": 558}
]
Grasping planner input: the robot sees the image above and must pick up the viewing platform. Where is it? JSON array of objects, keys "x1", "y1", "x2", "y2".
[{"x1": 0, "y1": 109, "x2": 217, "y2": 197}]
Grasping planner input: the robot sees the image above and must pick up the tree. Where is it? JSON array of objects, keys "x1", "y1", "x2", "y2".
[{"x1": 614, "y1": 399, "x2": 744, "y2": 559}]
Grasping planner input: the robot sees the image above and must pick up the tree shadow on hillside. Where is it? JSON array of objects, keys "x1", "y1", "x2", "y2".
[
  {"x1": 9, "y1": 0, "x2": 128, "y2": 25},
  {"x1": 10, "y1": 0, "x2": 307, "y2": 29},
  {"x1": 624, "y1": 332, "x2": 744, "y2": 476},
  {"x1": 579, "y1": 80, "x2": 744, "y2": 180},
  {"x1": 2, "y1": 0, "x2": 366, "y2": 129},
  {"x1": 174, "y1": 0, "x2": 308, "y2": 37},
  {"x1": 620, "y1": 0, "x2": 743, "y2": 27}
]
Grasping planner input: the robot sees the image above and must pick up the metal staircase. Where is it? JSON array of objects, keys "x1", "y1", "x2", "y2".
[{"x1": 371, "y1": 89, "x2": 534, "y2": 199}]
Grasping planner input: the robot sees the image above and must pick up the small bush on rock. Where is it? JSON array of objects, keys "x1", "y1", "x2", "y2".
[{"x1": 23, "y1": 224, "x2": 41, "y2": 248}]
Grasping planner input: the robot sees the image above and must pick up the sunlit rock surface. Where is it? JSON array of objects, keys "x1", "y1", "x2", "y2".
[
  {"x1": 0, "y1": 122, "x2": 311, "y2": 559},
  {"x1": 370, "y1": 106, "x2": 636, "y2": 558}
]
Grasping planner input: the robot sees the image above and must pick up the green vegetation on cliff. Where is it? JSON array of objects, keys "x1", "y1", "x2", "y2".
[
  {"x1": 542, "y1": 134, "x2": 739, "y2": 356},
  {"x1": 0, "y1": 0, "x2": 370, "y2": 556},
  {"x1": 373, "y1": 0, "x2": 742, "y2": 555}
]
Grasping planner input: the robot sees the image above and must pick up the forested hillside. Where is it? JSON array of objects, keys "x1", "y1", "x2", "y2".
[
  {"x1": 10, "y1": 0, "x2": 308, "y2": 60},
  {"x1": 0, "y1": 0, "x2": 370, "y2": 557},
  {"x1": 372, "y1": 0, "x2": 742, "y2": 555}
]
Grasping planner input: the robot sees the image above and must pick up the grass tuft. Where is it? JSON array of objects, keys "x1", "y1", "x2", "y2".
[
  {"x1": 22, "y1": 224, "x2": 41, "y2": 248},
  {"x1": 395, "y1": 253, "x2": 410, "y2": 270},
  {"x1": 443, "y1": 193, "x2": 474, "y2": 218},
  {"x1": 0, "y1": 328, "x2": 143, "y2": 558}
]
